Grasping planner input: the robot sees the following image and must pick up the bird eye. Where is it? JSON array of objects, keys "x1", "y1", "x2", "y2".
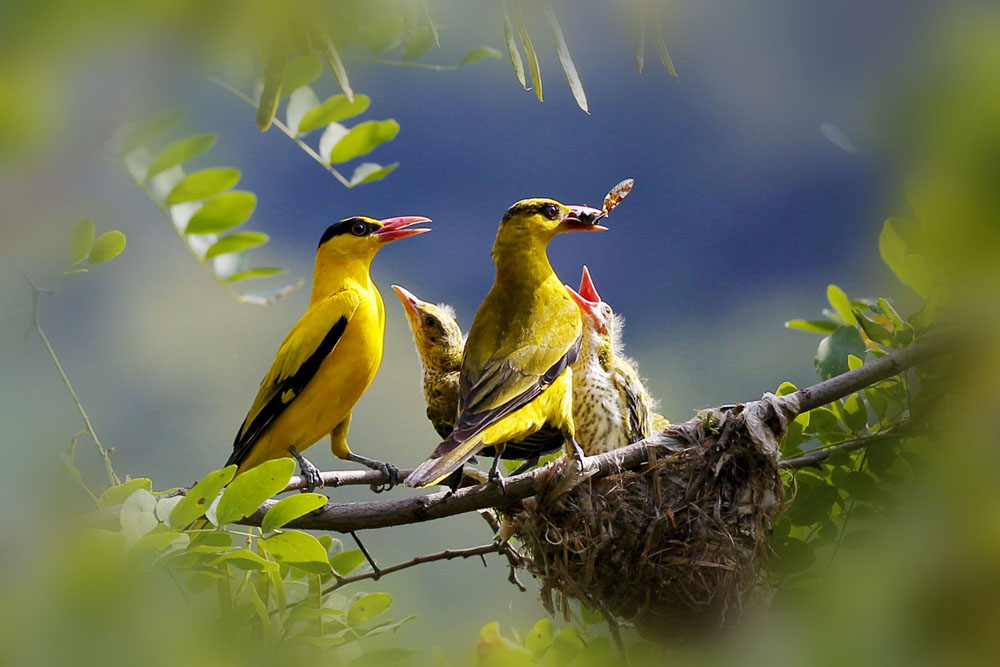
[
  {"x1": 351, "y1": 221, "x2": 368, "y2": 236},
  {"x1": 424, "y1": 315, "x2": 438, "y2": 328},
  {"x1": 544, "y1": 204, "x2": 560, "y2": 220}
]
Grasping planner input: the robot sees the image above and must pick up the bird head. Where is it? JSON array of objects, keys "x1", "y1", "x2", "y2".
[
  {"x1": 498, "y1": 198, "x2": 607, "y2": 241},
  {"x1": 317, "y1": 215, "x2": 432, "y2": 262},
  {"x1": 565, "y1": 265, "x2": 614, "y2": 335},
  {"x1": 391, "y1": 284, "x2": 464, "y2": 371}
]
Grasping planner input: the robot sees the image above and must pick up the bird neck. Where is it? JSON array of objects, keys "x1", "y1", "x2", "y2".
[
  {"x1": 419, "y1": 340, "x2": 463, "y2": 374},
  {"x1": 310, "y1": 252, "x2": 375, "y2": 302},
  {"x1": 579, "y1": 326, "x2": 613, "y2": 372},
  {"x1": 492, "y1": 234, "x2": 556, "y2": 287}
]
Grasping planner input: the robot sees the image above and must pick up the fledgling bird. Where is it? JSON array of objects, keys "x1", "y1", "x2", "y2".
[
  {"x1": 225, "y1": 215, "x2": 432, "y2": 490},
  {"x1": 566, "y1": 266, "x2": 669, "y2": 454},
  {"x1": 405, "y1": 198, "x2": 607, "y2": 489}
]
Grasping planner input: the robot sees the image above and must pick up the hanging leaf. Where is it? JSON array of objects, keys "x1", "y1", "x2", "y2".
[
  {"x1": 70, "y1": 219, "x2": 95, "y2": 263},
  {"x1": 459, "y1": 46, "x2": 502, "y2": 67},
  {"x1": 185, "y1": 191, "x2": 257, "y2": 234},
  {"x1": 501, "y1": 2, "x2": 528, "y2": 89},
  {"x1": 286, "y1": 86, "x2": 320, "y2": 137},
  {"x1": 260, "y1": 530, "x2": 331, "y2": 574},
  {"x1": 204, "y1": 231, "x2": 269, "y2": 259},
  {"x1": 165, "y1": 168, "x2": 241, "y2": 205},
  {"x1": 225, "y1": 267, "x2": 286, "y2": 283},
  {"x1": 279, "y1": 55, "x2": 323, "y2": 97},
  {"x1": 212, "y1": 549, "x2": 278, "y2": 572},
  {"x1": 653, "y1": 10, "x2": 678, "y2": 77},
  {"x1": 360, "y1": 16, "x2": 404, "y2": 54},
  {"x1": 313, "y1": 32, "x2": 355, "y2": 102},
  {"x1": 87, "y1": 231, "x2": 127, "y2": 264},
  {"x1": 120, "y1": 107, "x2": 186, "y2": 155},
  {"x1": 326, "y1": 120, "x2": 400, "y2": 164},
  {"x1": 145, "y1": 134, "x2": 216, "y2": 181},
  {"x1": 297, "y1": 94, "x2": 371, "y2": 135},
  {"x1": 215, "y1": 458, "x2": 295, "y2": 525},
  {"x1": 348, "y1": 162, "x2": 398, "y2": 187},
  {"x1": 541, "y1": 1, "x2": 589, "y2": 113},
  {"x1": 257, "y1": 37, "x2": 287, "y2": 131},
  {"x1": 347, "y1": 592, "x2": 393, "y2": 626},
  {"x1": 516, "y1": 5, "x2": 543, "y2": 101},
  {"x1": 635, "y1": 9, "x2": 645, "y2": 73},
  {"x1": 261, "y1": 493, "x2": 328, "y2": 533},
  {"x1": 404, "y1": 28, "x2": 436, "y2": 61}
]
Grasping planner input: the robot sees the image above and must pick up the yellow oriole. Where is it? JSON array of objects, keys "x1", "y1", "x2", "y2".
[
  {"x1": 225, "y1": 215, "x2": 431, "y2": 489},
  {"x1": 405, "y1": 199, "x2": 606, "y2": 488}
]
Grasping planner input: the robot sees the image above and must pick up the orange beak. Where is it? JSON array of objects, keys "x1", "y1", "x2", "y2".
[
  {"x1": 390, "y1": 284, "x2": 422, "y2": 320},
  {"x1": 374, "y1": 216, "x2": 432, "y2": 243}
]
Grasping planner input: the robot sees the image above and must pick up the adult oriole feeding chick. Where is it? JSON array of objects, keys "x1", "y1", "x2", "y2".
[
  {"x1": 405, "y1": 198, "x2": 606, "y2": 489},
  {"x1": 566, "y1": 266, "x2": 668, "y2": 454},
  {"x1": 225, "y1": 215, "x2": 431, "y2": 490}
]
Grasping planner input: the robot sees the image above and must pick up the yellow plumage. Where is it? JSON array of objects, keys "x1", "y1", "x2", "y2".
[
  {"x1": 405, "y1": 198, "x2": 606, "y2": 488},
  {"x1": 225, "y1": 215, "x2": 431, "y2": 488}
]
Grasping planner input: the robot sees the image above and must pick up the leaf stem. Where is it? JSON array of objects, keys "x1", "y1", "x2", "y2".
[{"x1": 342, "y1": 55, "x2": 459, "y2": 71}]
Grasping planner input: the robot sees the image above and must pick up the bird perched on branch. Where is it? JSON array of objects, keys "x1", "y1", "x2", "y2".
[
  {"x1": 405, "y1": 198, "x2": 606, "y2": 489},
  {"x1": 225, "y1": 215, "x2": 432, "y2": 490},
  {"x1": 565, "y1": 266, "x2": 668, "y2": 455}
]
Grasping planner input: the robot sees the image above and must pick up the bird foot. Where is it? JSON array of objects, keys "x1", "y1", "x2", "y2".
[
  {"x1": 348, "y1": 454, "x2": 401, "y2": 492},
  {"x1": 487, "y1": 454, "x2": 506, "y2": 495},
  {"x1": 569, "y1": 437, "x2": 587, "y2": 467},
  {"x1": 289, "y1": 446, "x2": 324, "y2": 492}
]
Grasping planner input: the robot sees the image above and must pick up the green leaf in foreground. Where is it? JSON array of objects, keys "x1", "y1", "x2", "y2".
[
  {"x1": 185, "y1": 191, "x2": 257, "y2": 234},
  {"x1": 99, "y1": 478, "x2": 152, "y2": 508},
  {"x1": 120, "y1": 107, "x2": 185, "y2": 155},
  {"x1": 87, "y1": 231, "x2": 127, "y2": 264},
  {"x1": 330, "y1": 549, "x2": 367, "y2": 575},
  {"x1": 215, "y1": 458, "x2": 294, "y2": 526},
  {"x1": 204, "y1": 231, "x2": 269, "y2": 259},
  {"x1": 516, "y1": 5, "x2": 543, "y2": 101},
  {"x1": 360, "y1": 15, "x2": 404, "y2": 54},
  {"x1": 165, "y1": 168, "x2": 240, "y2": 205},
  {"x1": 225, "y1": 267, "x2": 286, "y2": 283},
  {"x1": 347, "y1": 592, "x2": 392, "y2": 626},
  {"x1": 501, "y1": 2, "x2": 528, "y2": 88},
  {"x1": 260, "y1": 530, "x2": 330, "y2": 574},
  {"x1": 168, "y1": 466, "x2": 236, "y2": 529},
  {"x1": 261, "y1": 493, "x2": 328, "y2": 532},
  {"x1": 404, "y1": 28, "x2": 436, "y2": 61},
  {"x1": 542, "y1": 1, "x2": 589, "y2": 113},
  {"x1": 70, "y1": 219, "x2": 95, "y2": 263},
  {"x1": 459, "y1": 46, "x2": 502, "y2": 67},
  {"x1": 327, "y1": 120, "x2": 400, "y2": 164},
  {"x1": 349, "y1": 162, "x2": 398, "y2": 187},
  {"x1": 145, "y1": 134, "x2": 216, "y2": 181},
  {"x1": 297, "y1": 94, "x2": 371, "y2": 135},
  {"x1": 279, "y1": 55, "x2": 323, "y2": 97}
]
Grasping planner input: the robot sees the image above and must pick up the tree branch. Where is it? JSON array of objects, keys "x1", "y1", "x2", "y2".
[{"x1": 778, "y1": 427, "x2": 909, "y2": 470}]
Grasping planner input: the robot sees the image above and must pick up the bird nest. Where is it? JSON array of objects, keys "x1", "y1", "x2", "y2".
[{"x1": 505, "y1": 395, "x2": 797, "y2": 642}]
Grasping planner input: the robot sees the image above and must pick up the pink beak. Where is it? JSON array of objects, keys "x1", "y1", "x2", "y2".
[
  {"x1": 565, "y1": 284, "x2": 608, "y2": 334},
  {"x1": 578, "y1": 265, "x2": 601, "y2": 302},
  {"x1": 390, "y1": 284, "x2": 422, "y2": 319},
  {"x1": 562, "y1": 205, "x2": 607, "y2": 232},
  {"x1": 373, "y1": 216, "x2": 433, "y2": 242}
]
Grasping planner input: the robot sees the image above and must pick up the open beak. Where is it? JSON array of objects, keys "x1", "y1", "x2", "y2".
[
  {"x1": 390, "y1": 284, "x2": 422, "y2": 321},
  {"x1": 562, "y1": 205, "x2": 607, "y2": 232},
  {"x1": 374, "y1": 216, "x2": 432, "y2": 243},
  {"x1": 565, "y1": 284, "x2": 608, "y2": 334},
  {"x1": 578, "y1": 265, "x2": 601, "y2": 302}
]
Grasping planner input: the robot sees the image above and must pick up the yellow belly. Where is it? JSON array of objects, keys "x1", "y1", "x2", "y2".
[{"x1": 479, "y1": 368, "x2": 575, "y2": 450}]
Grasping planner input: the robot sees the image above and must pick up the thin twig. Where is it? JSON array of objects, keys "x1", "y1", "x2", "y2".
[
  {"x1": 343, "y1": 56, "x2": 459, "y2": 71},
  {"x1": 21, "y1": 270, "x2": 119, "y2": 486},
  {"x1": 779, "y1": 429, "x2": 909, "y2": 470}
]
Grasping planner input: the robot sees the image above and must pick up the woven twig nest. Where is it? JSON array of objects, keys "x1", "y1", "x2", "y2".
[{"x1": 507, "y1": 395, "x2": 798, "y2": 642}]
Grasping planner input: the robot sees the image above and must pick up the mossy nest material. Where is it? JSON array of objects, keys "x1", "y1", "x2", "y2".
[{"x1": 508, "y1": 395, "x2": 797, "y2": 642}]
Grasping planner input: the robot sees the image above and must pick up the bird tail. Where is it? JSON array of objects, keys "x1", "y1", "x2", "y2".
[{"x1": 405, "y1": 432, "x2": 485, "y2": 488}]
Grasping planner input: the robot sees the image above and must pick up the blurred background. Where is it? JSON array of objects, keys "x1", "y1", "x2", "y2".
[{"x1": 1, "y1": 0, "x2": 998, "y2": 664}]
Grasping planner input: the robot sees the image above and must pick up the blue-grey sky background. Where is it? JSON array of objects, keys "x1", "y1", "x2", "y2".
[{"x1": 0, "y1": 0, "x2": 949, "y2": 652}]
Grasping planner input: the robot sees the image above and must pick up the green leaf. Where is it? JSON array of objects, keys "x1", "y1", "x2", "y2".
[
  {"x1": 501, "y1": 3, "x2": 528, "y2": 89},
  {"x1": 204, "y1": 231, "x2": 269, "y2": 259},
  {"x1": 832, "y1": 468, "x2": 882, "y2": 502},
  {"x1": 854, "y1": 310, "x2": 893, "y2": 346},
  {"x1": 280, "y1": 55, "x2": 323, "y2": 97},
  {"x1": 847, "y1": 354, "x2": 864, "y2": 371},
  {"x1": 347, "y1": 592, "x2": 392, "y2": 626},
  {"x1": 297, "y1": 94, "x2": 371, "y2": 134},
  {"x1": 524, "y1": 618, "x2": 553, "y2": 655},
  {"x1": 257, "y1": 37, "x2": 286, "y2": 131},
  {"x1": 87, "y1": 231, "x2": 127, "y2": 264},
  {"x1": 285, "y1": 86, "x2": 320, "y2": 138},
  {"x1": 814, "y1": 326, "x2": 867, "y2": 379},
  {"x1": 145, "y1": 134, "x2": 216, "y2": 181},
  {"x1": 212, "y1": 549, "x2": 278, "y2": 572},
  {"x1": 785, "y1": 319, "x2": 838, "y2": 334},
  {"x1": 459, "y1": 46, "x2": 502, "y2": 67},
  {"x1": 185, "y1": 191, "x2": 257, "y2": 234},
  {"x1": 260, "y1": 530, "x2": 331, "y2": 574},
  {"x1": 99, "y1": 478, "x2": 152, "y2": 508},
  {"x1": 404, "y1": 28, "x2": 436, "y2": 61},
  {"x1": 879, "y1": 217, "x2": 909, "y2": 286},
  {"x1": 653, "y1": 12, "x2": 678, "y2": 77},
  {"x1": 542, "y1": 1, "x2": 589, "y2": 113},
  {"x1": 120, "y1": 488, "x2": 159, "y2": 538},
  {"x1": 261, "y1": 493, "x2": 327, "y2": 532},
  {"x1": 313, "y1": 32, "x2": 355, "y2": 102},
  {"x1": 826, "y1": 284, "x2": 857, "y2": 325},
  {"x1": 224, "y1": 267, "x2": 286, "y2": 283},
  {"x1": 360, "y1": 15, "x2": 404, "y2": 54},
  {"x1": 770, "y1": 536, "x2": 815, "y2": 574},
  {"x1": 552, "y1": 627, "x2": 585, "y2": 663},
  {"x1": 330, "y1": 549, "x2": 367, "y2": 575},
  {"x1": 776, "y1": 381, "x2": 798, "y2": 396},
  {"x1": 785, "y1": 476, "x2": 838, "y2": 526},
  {"x1": 168, "y1": 466, "x2": 236, "y2": 529},
  {"x1": 215, "y1": 458, "x2": 295, "y2": 525},
  {"x1": 516, "y1": 5, "x2": 543, "y2": 101},
  {"x1": 805, "y1": 407, "x2": 844, "y2": 436},
  {"x1": 120, "y1": 107, "x2": 185, "y2": 155},
  {"x1": 842, "y1": 393, "x2": 868, "y2": 432},
  {"x1": 348, "y1": 162, "x2": 398, "y2": 187},
  {"x1": 326, "y1": 120, "x2": 400, "y2": 164},
  {"x1": 165, "y1": 167, "x2": 241, "y2": 205},
  {"x1": 70, "y1": 219, "x2": 95, "y2": 263}
]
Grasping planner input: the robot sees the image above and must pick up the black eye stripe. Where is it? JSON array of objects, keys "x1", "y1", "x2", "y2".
[
  {"x1": 319, "y1": 217, "x2": 374, "y2": 246},
  {"x1": 502, "y1": 201, "x2": 559, "y2": 222}
]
